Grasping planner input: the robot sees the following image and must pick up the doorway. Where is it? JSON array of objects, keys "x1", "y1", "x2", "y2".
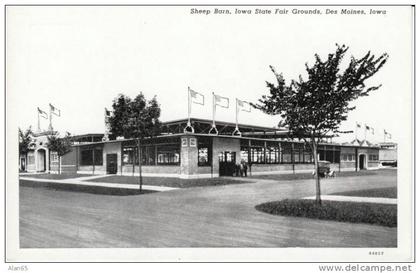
[
  {"x1": 106, "y1": 154, "x2": 118, "y2": 174},
  {"x1": 37, "y1": 149, "x2": 46, "y2": 172},
  {"x1": 218, "y1": 151, "x2": 236, "y2": 176},
  {"x1": 359, "y1": 154, "x2": 366, "y2": 170}
]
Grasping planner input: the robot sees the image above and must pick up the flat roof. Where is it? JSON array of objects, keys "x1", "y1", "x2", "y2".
[
  {"x1": 72, "y1": 132, "x2": 379, "y2": 150},
  {"x1": 162, "y1": 117, "x2": 287, "y2": 133}
]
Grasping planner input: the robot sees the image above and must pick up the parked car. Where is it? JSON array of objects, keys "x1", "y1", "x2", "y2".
[{"x1": 317, "y1": 161, "x2": 331, "y2": 177}]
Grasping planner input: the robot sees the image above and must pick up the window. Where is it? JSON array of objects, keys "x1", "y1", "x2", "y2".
[
  {"x1": 293, "y1": 149, "x2": 301, "y2": 163},
  {"x1": 265, "y1": 145, "x2": 280, "y2": 163},
  {"x1": 303, "y1": 151, "x2": 313, "y2": 163},
  {"x1": 325, "y1": 150, "x2": 334, "y2": 163},
  {"x1": 80, "y1": 148, "x2": 103, "y2": 166},
  {"x1": 282, "y1": 149, "x2": 292, "y2": 163},
  {"x1": 250, "y1": 147, "x2": 264, "y2": 163},
  {"x1": 157, "y1": 145, "x2": 180, "y2": 165},
  {"x1": 81, "y1": 150, "x2": 92, "y2": 165},
  {"x1": 28, "y1": 154, "x2": 35, "y2": 165},
  {"x1": 140, "y1": 146, "x2": 156, "y2": 165},
  {"x1": 50, "y1": 152, "x2": 59, "y2": 162},
  {"x1": 240, "y1": 147, "x2": 249, "y2": 163},
  {"x1": 369, "y1": 154, "x2": 379, "y2": 161},
  {"x1": 198, "y1": 148, "x2": 209, "y2": 165},
  {"x1": 122, "y1": 147, "x2": 136, "y2": 165},
  {"x1": 334, "y1": 150, "x2": 341, "y2": 163},
  {"x1": 198, "y1": 138, "x2": 212, "y2": 166}
]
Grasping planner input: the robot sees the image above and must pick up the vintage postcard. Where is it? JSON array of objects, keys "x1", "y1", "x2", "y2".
[{"x1": 5, "y1": 4, "x2": 414, "y2": 263}]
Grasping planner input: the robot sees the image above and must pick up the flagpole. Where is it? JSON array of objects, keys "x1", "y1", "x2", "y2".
[
  {"x1": 49, "y1": 105, "x2": 53, "y2": 131},
  {"x1": 364, "y1": 125, "x2": 367, "y2": 142},
  {"x1": 235, "y1": 99, "x2": 239, "y2": 129},
  {"x1": 355, "y1": 122, "x2": 358, "y2": 140},
  {"x1": 212, "y1": 92, "x2": 216, "y2": 128},
  {"x1": 37, "y1": 108, "x2": 41, "y2": 132},
  {"x1": 187, "y1": 87, "x2": 191, "y2": 127}
]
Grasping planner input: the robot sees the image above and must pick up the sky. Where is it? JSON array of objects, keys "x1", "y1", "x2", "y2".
[{"x1": 7, "y1": 6, "x2": 413, "y2": 143}]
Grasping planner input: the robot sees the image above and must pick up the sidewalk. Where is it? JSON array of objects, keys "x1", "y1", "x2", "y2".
[
  {"x1": 19, "y1": 176, "x2": 178, "y2": 192},
  {"x1": 303, "y1": 195, "x2": 397, "y2": 204}
]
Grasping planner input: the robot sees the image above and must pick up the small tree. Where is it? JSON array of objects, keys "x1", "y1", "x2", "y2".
[
  {"x1": 108, "y1": 93, "x2": 162, "y2": 139},
  {"x1": 253, "y1": 44, "x2": 388, "y2": 204},
  {"x1": 47, "y1": 132, "x2": 72, "y2": 174},
  {"x1": 19, "y1": 127, "x2": 33, "y2": 171}
]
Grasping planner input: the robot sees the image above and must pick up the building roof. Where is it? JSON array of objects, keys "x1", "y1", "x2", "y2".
[{"x1": 161, "y1": 118, "x2": 288, "y2": 136}]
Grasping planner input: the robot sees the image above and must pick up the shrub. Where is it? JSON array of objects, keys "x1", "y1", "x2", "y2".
[{"x1": 255, "y1": 199, "x2": 397, "y2": 227}]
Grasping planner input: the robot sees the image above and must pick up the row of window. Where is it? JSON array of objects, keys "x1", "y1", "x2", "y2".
[
  {"x1": 341, "y1": 154, "x2": 379, "y2": 162},
  {"x1": 79, "y1": 140, "x2": 379, "y2": 167},
  {"x1": 240, "y1": 146, "x2": 316, "y2": 164},
  {"x1": 341, "y1": 154, "x2": 356, "y2": 161},
  {"x1": 122, "y1": 144, "x2": 180, "y2": 166}
]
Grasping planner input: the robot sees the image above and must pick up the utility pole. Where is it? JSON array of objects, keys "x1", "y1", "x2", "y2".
[
  {"x1": 138, "y1": 136, "x2": 143, "y2": 192},
  {"x1": 137, "y1": 116, "x2": 143, "y2": 193}
]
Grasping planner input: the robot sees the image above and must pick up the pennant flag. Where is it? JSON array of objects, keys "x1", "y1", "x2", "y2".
[
  {"x1": 49, "y1": 103, "x2": 61, "y2": 117},
  {"x1": 356, "y1": 122, "x2": 361, "y2": 128},
  {"x1": 365, "y1": 124, "x2": 370, "y2": 130},
  {"x1": 37, "y1": 107, "x2": 48, "y2": 119},
  {"x1": 384, "y1": 130, "x2": 392, "y2": 139},
  {"x1": 190, "y1": 89, "x2": 204, "y2": 105},
  {"x1": 214, "y1": 94, "x2": 229, "y2": 108},
  {"x1": 237, "y1": 99, "x2": 251, "y2": 112}
]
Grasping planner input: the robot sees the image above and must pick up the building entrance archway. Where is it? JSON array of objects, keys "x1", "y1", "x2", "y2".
[{"x1": 36, "y1": 148, "x2": 47, "y2": 172}]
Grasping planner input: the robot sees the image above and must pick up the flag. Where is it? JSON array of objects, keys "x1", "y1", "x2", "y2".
[
  {"x1": 237, "y1": 99, "x2": 251, "y2": 112},
  {"x1": 371, "y1": 128, "x2": 375, "y2": 135},
  {"x1": 214, "y1": 94, "x2": 229, "y2": 108},
  {"x1": 356, "y1": 122, "x2": 361, "y2": 128},
  {"x1": 37, "y1": 107, "x2": 48, "y2": 119},
  {"x1": 49, "y1": 103, "x2": 61, "y2": 116},
  {"x1": 105, "y1": 108, "x2": 112, "y2": 117},
  {"x1": 384, "y1": 130, "x2": 392, "y2": 139},
  {"x1": 190, "y1": 89, "x2": 204, "y2": 105},
  {"x1": 365, "y1": 124, "x2": 370, "y2": 130}
]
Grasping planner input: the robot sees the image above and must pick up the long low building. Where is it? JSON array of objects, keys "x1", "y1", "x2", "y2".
[{"x1": 21, "y1": 118, "x2": 381, "y2": 178}]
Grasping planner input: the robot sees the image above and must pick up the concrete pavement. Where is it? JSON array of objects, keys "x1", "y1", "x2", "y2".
[{"x1": 19, "y1": 170, "x2": 397, "y2": 248}]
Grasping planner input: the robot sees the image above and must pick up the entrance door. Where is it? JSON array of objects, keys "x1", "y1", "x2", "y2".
[
  {"x1": 218, "y1": 151, "x2": 236, "y2": 176},
  {"x1": 359, "y1": 154, "x2": 365, "y2": 170},
  {"x1": 106, "y1": 154, "x2": 118, "y2": 174},
  {"x1": 37, "y1": 149, "x2": 46, "y2": 172},
  {"x1": 20, "y1": 157, "x2": 26, "y2": 171}
]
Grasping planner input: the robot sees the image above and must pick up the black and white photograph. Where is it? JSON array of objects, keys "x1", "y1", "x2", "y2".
[{"x1": 5, "y1": 3, "x2": 415, "y2": 265}]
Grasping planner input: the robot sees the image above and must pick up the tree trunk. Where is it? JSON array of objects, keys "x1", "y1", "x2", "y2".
[
  {"x1": 312, "y1": 141, "x2": 322, "y2": 205},
  {"x1": 59, "y1": 155, "x2": 61, "y2": 174}
]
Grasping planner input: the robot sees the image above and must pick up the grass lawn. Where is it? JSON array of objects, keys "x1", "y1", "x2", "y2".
[
  {"x1": 87, "y1": 175, "x2": 251, "y2": 188},
  {"x1": 330, "y1": 187, "x2": 397, "y2": 199},
  {"x1": 255, "y1": 199, "x2": 397, "y2": 227},
  {"x1": 20, "y1": 173, "x2": 93, "y2": 180},
  {"x1": 19, "y1": 179, "x2": 154, "y2": 196},
  {"x1": 253, "y1": 170, "x2": 377, "y2": 181}
]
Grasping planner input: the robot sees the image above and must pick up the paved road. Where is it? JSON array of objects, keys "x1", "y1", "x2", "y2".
[{"x1": 20, "y1": 170, "x2": 397, "y2": 248}]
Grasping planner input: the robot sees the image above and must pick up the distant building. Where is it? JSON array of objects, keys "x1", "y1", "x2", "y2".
[{"x1": 378, "y1": 142, "x2": 398, "y2": 167}]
